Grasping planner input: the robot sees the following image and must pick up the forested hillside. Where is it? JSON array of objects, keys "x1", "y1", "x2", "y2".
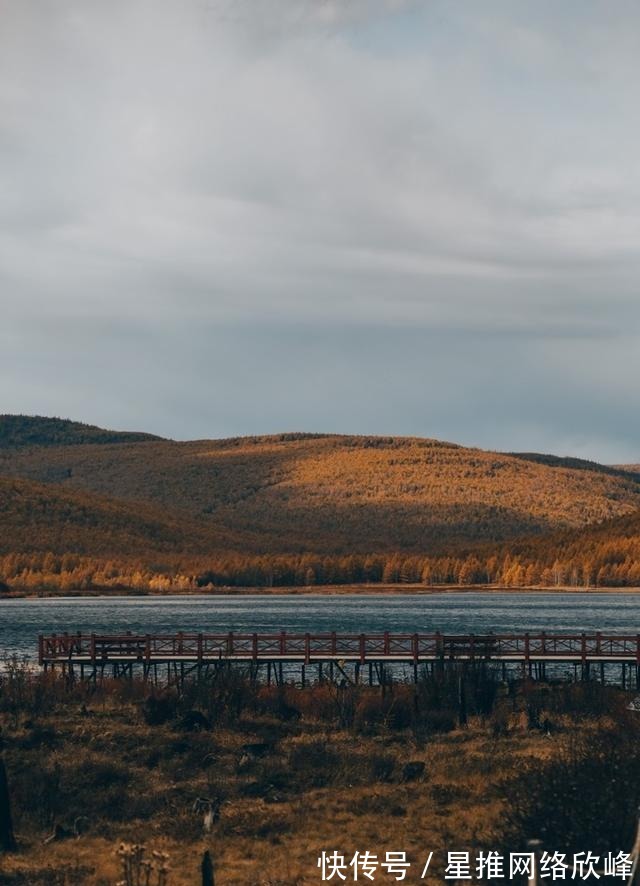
[
  {"x1": 2, "y1": 417, "x2": 640, "y2": 592},
  {"x1": 492, "y1": 509, "x2": 640, "y2": 588},
  {"x1": 2, "y1": 429, "x2": 640, "y2": 554},
  {"x1": 0, "y1": 476, "x2": 243, "y2": 556},
  {"x1": 0, "y1": 414, "x2": 162, "y2": 448}
]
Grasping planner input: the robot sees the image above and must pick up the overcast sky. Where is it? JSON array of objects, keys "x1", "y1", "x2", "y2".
[{"x1": 2, "y1": 1, "x2": 640, "y2": 461}]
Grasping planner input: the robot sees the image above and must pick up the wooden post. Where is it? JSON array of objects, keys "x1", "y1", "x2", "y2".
[
  {"x1": 197, "y1": 633, "x2": 203, "y2": 662},
  {"x1": 458, "y1": 669, "x2": 467, "y2": 727},
  {"x1": 0, "y1": 757, "x2": 16, "y2": 852},
  {"x1": 202, "y1": 849, "x2": 215, "y2": 886},
  {"x1": 626, "y1": 810, "x2": 640, "y2": 885},
  {"x1": 526, "y1": 839, "x2": 542, "y2": 886}
]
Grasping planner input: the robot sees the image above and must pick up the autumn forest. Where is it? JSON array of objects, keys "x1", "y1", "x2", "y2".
[{"x1": 2, "y1": 414, "x2": 640, "y2": 593}]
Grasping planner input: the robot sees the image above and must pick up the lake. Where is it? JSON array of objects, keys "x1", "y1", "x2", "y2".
[{"x1": 2, "y1": 591, "x2": 640, "y2": 660}]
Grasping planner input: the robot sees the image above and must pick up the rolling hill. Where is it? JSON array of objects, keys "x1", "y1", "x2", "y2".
[
  {"x1": 1, "y1": 426, "x2": 640, "y2": 555},
  {"x1": 0, "y1": 475, "x2": 242, "y2": 557},
  {"x1": 491, "y1": 507, "x2": 640, "y2": 587},
  {"x1": 0, "y1": 414, "x2": 163, "y2": 449},
  {"x1": 2, "y1": 415, "x2": 640, "y2": 590}
]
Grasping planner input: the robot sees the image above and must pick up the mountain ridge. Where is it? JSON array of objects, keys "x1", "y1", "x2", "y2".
[{"x1": 0, "y1": 414, "x2": 164, "y2": 449}]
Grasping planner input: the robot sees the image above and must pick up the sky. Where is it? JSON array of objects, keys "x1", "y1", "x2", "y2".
[{"x1": 2, "y1": 0, "x2": 640, "y2": 462}]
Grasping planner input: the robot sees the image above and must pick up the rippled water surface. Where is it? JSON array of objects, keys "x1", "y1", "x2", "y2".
[{"x1": 2, "y1": 592, "x2": 640, "y2": 660}]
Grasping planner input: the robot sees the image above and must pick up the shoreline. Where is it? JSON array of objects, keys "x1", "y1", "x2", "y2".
[{"x1": 3, "y1": 583, "x2": 640, "y2": 600}]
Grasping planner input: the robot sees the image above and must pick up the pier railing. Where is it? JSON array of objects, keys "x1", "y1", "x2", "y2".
[{"x1": 38, "y1": 631, "x2": 640, "y2": 665}]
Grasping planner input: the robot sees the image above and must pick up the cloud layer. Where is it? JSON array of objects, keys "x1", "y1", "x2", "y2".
[{"x1": 2, "y1": 0, "x2": 640, "y2": 461}]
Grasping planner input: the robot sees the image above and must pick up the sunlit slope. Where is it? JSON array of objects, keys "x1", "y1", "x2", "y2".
[
  {"x1": 2, "y1": 429, "x2": 640, "y2": 555},
  {"x1": 492, "y1": 507, "x2": 640, "y2": 586}
]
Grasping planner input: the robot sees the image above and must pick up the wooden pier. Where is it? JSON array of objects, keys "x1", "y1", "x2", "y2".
[{"x1": 37, "y1": 631, "x2": 640, "y2": 687}]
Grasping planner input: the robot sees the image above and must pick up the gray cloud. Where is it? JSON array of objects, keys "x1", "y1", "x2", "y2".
[{"x1": 1, "y1": 0, "x2": 639, "y2": 460}]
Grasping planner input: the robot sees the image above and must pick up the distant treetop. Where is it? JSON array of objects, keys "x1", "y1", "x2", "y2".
[
  {"x1": 508, "y1": 451, "x2": 638, "y2": 481},
  {"x1": 0, "y1": 415, "x2": 164, "y2": 449}
]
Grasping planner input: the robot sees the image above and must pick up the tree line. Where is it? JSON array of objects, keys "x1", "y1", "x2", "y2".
[{"x1": 2, "y1": 541, "x2": 640, "y2": 592}]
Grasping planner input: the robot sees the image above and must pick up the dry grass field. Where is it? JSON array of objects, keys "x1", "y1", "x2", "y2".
[{"x1": 1, "y1": 664, "x2": 639, "y2": 885}]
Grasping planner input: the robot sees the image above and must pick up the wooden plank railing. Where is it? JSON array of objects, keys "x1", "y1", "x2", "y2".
[{"x1": 37, "y1": 632, "x2": 640, "y2": 664}]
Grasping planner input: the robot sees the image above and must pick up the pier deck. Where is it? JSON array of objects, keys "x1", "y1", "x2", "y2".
[
  {"x1": 38, "y1": 631, "x2": 640, "y2": 663},
  {"x1": 37, "y1": 631, "x2": 640, "y2": 687}
]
